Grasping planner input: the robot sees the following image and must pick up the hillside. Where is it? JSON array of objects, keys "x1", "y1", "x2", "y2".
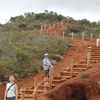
[
  {"x1": 0, "y1": 11, "x2": 100, "y2": 100},
  {"x1": 0, "y1": 36, "x2": 90, "y2": 100},
  {"x1": 0, "y1": 11, "x2": 100, "y2": 37},
  {"x1": 0, "y1": 32, "x2": 70, "y2": 81}
]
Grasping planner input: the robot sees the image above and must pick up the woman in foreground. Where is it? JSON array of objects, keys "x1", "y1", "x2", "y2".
[{"x1": 4, "y1": 75, "x2": 18, "y2": 100}]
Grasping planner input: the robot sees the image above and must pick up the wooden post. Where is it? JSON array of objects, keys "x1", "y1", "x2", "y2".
[
  {"x1": 49, "y1": 66, "x2": 54, "y2": 89},
  {"x1": 33, "y1": 85, "x2": 38, "y2": 100},
  {"x1": 40, "y1": 25, "x2": 43, "y2": 35},
  {"x1": 33, "y1": 78, "x2": 38, "y2": 100},
  {"x1": 34, "y1": 78, "x2": 37, "y2": 88},
  {"x1": 90, "y1": 33, "x2": 93, "y2": 41},
  {"x1": 49, "y1": 24, "x2": 51, "y2": 29},
  {"x1": 86, "y1": 50, "x2": 91, "y2": 68},
  {"x1": 87, "y1": 55, "x2": 89, "y2": 68},
  {"x1": 46, "y1": 29, "x2": 49, "y2": 35},
  {"x1": 61, "y1": 21, "x2": 63, "y2": 26},
  {"x1": 82, "y1": 32, "x2": 85, "y2": 41},
  {"x1": 21, "y1": 88, "x2": 24, "y2": 100},
  {"x1": 44, "y1": 24, "x2": 47, "y2": 29},
  {"x1": 99, "y1": 33, "x2": 100, "y2": 39},
  {"x1": 70, "y1": 59, "x2": 74, "y2": 78},
  {"x1": 63, "y1": 32, "x2": 65, "y2": 38},
  {"x1": 55, "y1": 31, "x2": 57, "y2": 35},
  {"x1": 72, "y1": 32, "x2": 74, "y2": 40}
]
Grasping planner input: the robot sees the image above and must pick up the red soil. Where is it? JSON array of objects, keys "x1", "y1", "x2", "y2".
[{"x1": 37, "y1": 63, "x2": 100, "y2": 100}]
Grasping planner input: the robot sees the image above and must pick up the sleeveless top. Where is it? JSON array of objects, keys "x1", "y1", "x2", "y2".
[{"x1": 6, "y1": 83, "x2": 16, "y2": 97}]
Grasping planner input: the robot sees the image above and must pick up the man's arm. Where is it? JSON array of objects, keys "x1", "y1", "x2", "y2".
[{"x1": 48, "y1": 59, "x2": 53, "y2": 67}]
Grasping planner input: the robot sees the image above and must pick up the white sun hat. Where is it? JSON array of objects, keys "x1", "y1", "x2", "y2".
[{"x1": 44, "y1": 53, "x2": 48, "y2": 56}]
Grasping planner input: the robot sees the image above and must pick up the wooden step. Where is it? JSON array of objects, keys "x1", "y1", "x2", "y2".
[
  {"x1": 91, "y1": 54, "x2": 100, "y2": 56},
  {"x1": 61, "y1": 71, "x2": 71, "y2": 76},
  {"x1": 38, "y1": 84, "x2": 50, "y2": 90},
  {"x1": 53, "y1": 76, "x2": 62, "y2": 80},
  {"x1": 52, "y1": 79, "x2": 62, "y2": 84},
  {"x1": 18, "y1": 94, "x2": 34, "y2": 98},
  {"x1": 91, "y1": 52, "x2": 100, "y2": 54},
  {"x1": 91, "y1": 58, "x2": 100, "y2": 60},
  {"x1": 73, "y1": 64, "x2": 87, "y2": 68},
  {"x1": 51, "y1": 84, "x2": 57, "y2": 88},
  {"x1": 72, "y1": 71, "x2": 81, "y2": 75},
  {"x1": 18, "y1": 99, "x2": 33, "y2": 100},
  {"x1": 92, "y1": 54, "x2": 100, "y2": 55},
  {"x1": 92, "y1": 49, "x2": 100, "y2": 51},
  {"x1": 80, "y1": 60, "x2": 97, "y2": 64},
  {"x1": 91, "y1": 57, "x2": 100, "y2": 59},
  {"x1": 92, "y1": 48, "x2": 100, "y2": 50},
  {"x1": 91, "y1": 53, "x2": 100, "y2": 55},
  {"x1": 91, "y1": 55, "x2": 100, "y2": 57},
  {"x1": 61, "y1": 71, "x2": 80, "y2": 78},
  {"x1": 91, "y1": 49, "x2": 100, "y2": 51},
  {"x1": 18, "y1": 89, "x2": 45, "y2": 99},
  {"x1": 19, "y1": 89, "x2": 33, "y2": 94},
  {"x1": 73, "y1": 67, "x2": 87, "y2": 71},
  {"x1": 64, "y1": 67, "x2": 87, "y2": 71},
  {"x1": 61, "y1": 69, "x2": 83, "y2": 76},
  {"x1": 61, "y1": 75, "x2": 72, "y2": 80},
  {"x1": 37, "y1": 89, "x2": 45, "y2": 94}
]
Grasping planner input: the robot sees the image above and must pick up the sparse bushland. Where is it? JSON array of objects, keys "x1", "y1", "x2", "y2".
[{"x1": 0, "y1": 32, "x2": 70, "y2": 80}]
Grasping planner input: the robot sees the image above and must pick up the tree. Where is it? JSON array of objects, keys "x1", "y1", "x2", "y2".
[{"x1": 18, "y1": 22, "x2": 26, "y2": 32}]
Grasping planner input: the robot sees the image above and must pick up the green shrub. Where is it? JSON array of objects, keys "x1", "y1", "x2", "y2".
[
  {"x1": 80, "y1": 72, "x2": 90, "y2": 79},
  {"x1": 0, "y1": 32, "x2": 70, "y2": 80},
  {"x1": 97, "y1": 81, "x2": 100, "y2": 86},
  {"x1": 49, "y1": 54, "x2": 63, "y2": 61}
]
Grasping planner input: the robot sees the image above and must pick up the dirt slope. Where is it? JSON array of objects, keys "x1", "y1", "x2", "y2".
[
  {"x1": 0, "y1": 38, "x2": 93, "y2": 100},
  {"x1": 37, "y1": 63, "x2": 100, "y2": 100},
  {"x1": 17, "y1": 39, "x2": 89, "y2": 89}
]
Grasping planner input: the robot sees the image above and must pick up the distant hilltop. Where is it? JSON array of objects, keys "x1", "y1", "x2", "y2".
[{"x1": 0, "y1": 11, "x2": 100, "y2": 35}]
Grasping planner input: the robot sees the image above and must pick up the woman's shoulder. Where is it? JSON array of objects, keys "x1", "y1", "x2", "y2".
[
  {"x1": 6, "y1": 82, "x2": 10, "y2": 85},
  {"x1": 6, "y1": 82, "x2": 16, "y2": 86},
  {"x1": 6, "y1": 82, "x2": 11, "y2": 88}
]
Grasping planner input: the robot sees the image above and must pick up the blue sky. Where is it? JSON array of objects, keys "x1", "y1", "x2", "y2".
[{"x1": 0, "y1": 0, "x2": 100, "y2": 24}]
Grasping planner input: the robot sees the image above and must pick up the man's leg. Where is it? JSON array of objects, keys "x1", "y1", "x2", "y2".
[
  {"x1": 44, "y1": 70, "x2": 49, "y2": 82},
  {"x1": 6, "y1": 97, "x2": 9, "y2": 100},
  {"x1": 10, "y1": 97, "x2": 15, "y2": 100},
  {"x1": 47, "y1": 69, "x2": 50, "y2": 78}
]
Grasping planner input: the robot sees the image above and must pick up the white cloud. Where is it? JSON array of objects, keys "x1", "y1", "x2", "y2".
[{"x1": 0, "y1": 0, "x2": 100, "y2": 24}]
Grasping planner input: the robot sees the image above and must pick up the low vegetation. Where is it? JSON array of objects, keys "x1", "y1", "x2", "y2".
[
  {"x1": 80, "y1": 72, "x2": 90, "y2": 79},
  {"x1": 65, "y1": 17, "x2": 100, "y2": 37},
  {"x1": 0, "y1": 32, "x2": 70, "y2": 80}
]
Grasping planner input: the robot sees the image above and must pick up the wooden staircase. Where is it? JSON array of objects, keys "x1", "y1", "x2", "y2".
[{"x1": 18, "y1": 46, "x2": 100, "y2": 100}]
